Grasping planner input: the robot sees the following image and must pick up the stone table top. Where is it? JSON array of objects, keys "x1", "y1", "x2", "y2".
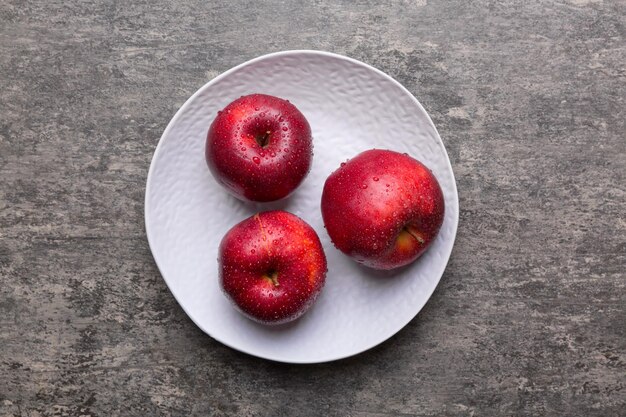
[{"x1": 1, "y1": 1, "x2": 624, "y2": 416}]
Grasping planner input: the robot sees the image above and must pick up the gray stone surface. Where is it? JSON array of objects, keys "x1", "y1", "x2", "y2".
[{"x1": 1, "y1": 0, "x2": 625, "y2": 415}]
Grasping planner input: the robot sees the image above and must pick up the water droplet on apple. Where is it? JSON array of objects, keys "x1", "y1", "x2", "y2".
[
  {"x1": 284, "y1": 148, "x2": 289, "y2": 153},
  {"x1": 250, "y1": 249, "x2": 255, "y2": 254},
  {"x1": 278, "y1": 117, "x2": 284, "y2": 122},
  {"x1": 252, "y1": 156, "x2": 261, "y2": 164},
  {"x1": 373, "y1": 177, "x2": 379, "y2": 181},
  {"x1": 240, "y1": 147, "x2": 246, "y2": 151},
  {"x1": 340, "y1": 162, "x2": 346, "y2": 167},
  {"x1": 254, "y1": 107, "x2": 259, "y2": 111},
  {"x1": 361, "y1": 184, "x2": 368, "y2": 189}
]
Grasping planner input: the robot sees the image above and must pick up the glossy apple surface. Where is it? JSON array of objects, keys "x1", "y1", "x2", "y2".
[
  {"x1": 206, "y1": 94, "x2": 312, "y2": 202},
  {"x1": 218, "y1": 210, "x2": 327, "y2": 324},
  {"x1": 321, "y1": 149, "x2": 445, "y2": 270}
]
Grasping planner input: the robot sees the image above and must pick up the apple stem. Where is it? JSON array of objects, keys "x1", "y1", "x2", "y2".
[
  {"x1": 263, "y1": 270, "x2": 279, "y2": 287},
  {"x1": 404, "y1": 227, "x2": 425, "y2": 244},
  {"x1": 255, "y1": 131, "x2": 271, "y2": 148}
]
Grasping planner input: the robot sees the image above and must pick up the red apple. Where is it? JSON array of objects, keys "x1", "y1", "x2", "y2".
[
  {"x1": 218, "y1": 210, "x2": 327, "y2": 324},
  {"x1": 321, "y1": 149, "x2": 445, "y2": 270},
  {"x1": 206, "y1": 94, "x2": 313, "y2": 202}
]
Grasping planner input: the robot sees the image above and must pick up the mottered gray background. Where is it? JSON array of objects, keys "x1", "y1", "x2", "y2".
[{"x1": 1, "y1": 1, "x2": 624, "y2": 416}]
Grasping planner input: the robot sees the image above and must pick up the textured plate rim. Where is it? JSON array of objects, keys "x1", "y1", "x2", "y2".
[{"x1": 145, "y1": 50, "x2": 459, "y2": 364}]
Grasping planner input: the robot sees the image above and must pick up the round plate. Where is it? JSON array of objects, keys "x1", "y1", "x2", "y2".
[{"x1": 145, "y1": 50, "x2": 459, "y2": 363}]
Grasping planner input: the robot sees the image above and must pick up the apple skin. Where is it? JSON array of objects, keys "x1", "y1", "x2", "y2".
[
  {"x1": 321, "y1": 149, "x2": 445, "y2": 270},
  {"x1": 218, "y1": 210, "x2": 327, "y2": 324},
  {"x1": 206, "y1": 94, "x2": 313, "y2": 202}
]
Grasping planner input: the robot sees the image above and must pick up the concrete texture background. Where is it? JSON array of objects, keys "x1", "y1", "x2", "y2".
[{"x1": 1, "y1": 0, "x2": 624, "y2": 416}]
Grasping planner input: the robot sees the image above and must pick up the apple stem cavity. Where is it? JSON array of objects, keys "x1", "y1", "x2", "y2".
[
  {"x1": 255, "y1": 130, "x2": 272, "y2": 148},
  {"x1": 263, "y1": 270, "x2": 279, "y2": 287}
]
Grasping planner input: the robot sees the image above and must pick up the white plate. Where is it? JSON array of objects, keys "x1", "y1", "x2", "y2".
[{"x1": 145, "y1": 50, "x2": 459, "y2": 363}]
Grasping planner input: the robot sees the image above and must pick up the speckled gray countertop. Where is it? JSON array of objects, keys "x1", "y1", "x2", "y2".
[{"x1": 1, "y1": 1, "x2": 624, "y2": 416}]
